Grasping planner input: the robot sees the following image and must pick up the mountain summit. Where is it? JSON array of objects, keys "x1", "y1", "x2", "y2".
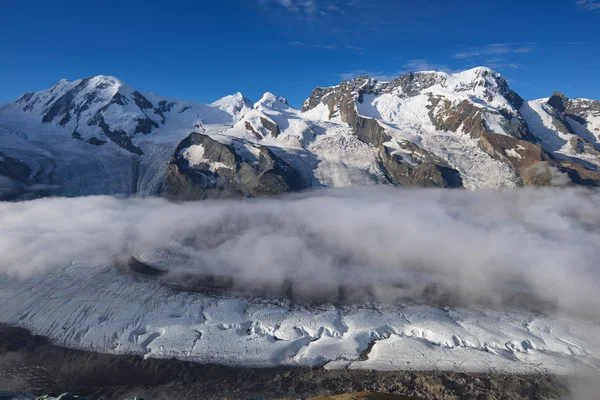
[{"x1": 1, "y1": 67, "x2": 599, "y2": 200}]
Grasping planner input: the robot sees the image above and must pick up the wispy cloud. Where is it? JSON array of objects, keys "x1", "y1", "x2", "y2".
[
  {"x1": 257, "y1": 0, "x2": 348, "y2": 18},
  {"x1": 339, "y1": 70, "x2": 399, "y2": 82},
  {"x1": 258, "y1": 0, "x2": 319, "y2": 15},
  {"x1": 288, "y1": 41, "x2": 363, "y2": 51},
  {"x1": 402, "y1": 59, "x2": 450, "y2": 73},
  {"x1": 453, "y1": 43, "x2": 535, "y2": 72},
  {"x1": 482, "y1": 59, "x2": 526, "y2": 70},
  {"x1": 454, "y1": 43, "x2": 536, "y2": 59},
  {"x1": 576, "y1": 0, "x2": 600, "y2": 10},
  {"x1": 339, "y1": 60, "x2": 450, "y2": 82}
]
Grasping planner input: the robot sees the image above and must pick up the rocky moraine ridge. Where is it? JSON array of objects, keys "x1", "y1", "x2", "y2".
[{"x1": 1, "y1": 67, "x2": 600, "y2": 200}]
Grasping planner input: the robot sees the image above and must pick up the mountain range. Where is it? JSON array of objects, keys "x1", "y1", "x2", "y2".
[{"x1": 1, "y1": 67, "x2": 599, "y2": 200}]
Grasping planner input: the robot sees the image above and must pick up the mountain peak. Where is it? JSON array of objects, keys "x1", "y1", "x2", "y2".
[
  {"x1": 547, "y1": 91, "x2": 569, "y2": 112},
  {"x1": 212, "y1": 92, "x2": 253, "y2": 120},
  {"x1": 255, "y1": 92, "x2": 289, "y2": 109}
]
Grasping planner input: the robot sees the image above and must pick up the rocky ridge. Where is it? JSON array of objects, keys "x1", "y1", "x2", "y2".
[{"x1": 1, "y1": 67, "x2": 600, "y2": 200}]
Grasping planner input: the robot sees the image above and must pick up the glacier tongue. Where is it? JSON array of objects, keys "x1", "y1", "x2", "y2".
[{"x1": 0, "y1": 261, "x2": 598, "y2": 374}]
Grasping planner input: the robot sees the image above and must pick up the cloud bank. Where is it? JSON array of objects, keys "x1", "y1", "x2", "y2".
[{"x1": 1, "y1": 187, "x2": 600, "y2": 315}]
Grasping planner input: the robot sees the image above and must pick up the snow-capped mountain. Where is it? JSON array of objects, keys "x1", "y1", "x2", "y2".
[{"x1": 1, "y1": 67, "x2": 600, "y2": 200}]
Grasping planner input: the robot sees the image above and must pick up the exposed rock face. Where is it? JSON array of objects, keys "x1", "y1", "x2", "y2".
[
  {"x1": 162, "y1": 132, "x2": 307, "y2": 200},
  {"x1": 478, "y1": 132, "x2": 549, "y2": 171},
  {"x1": 303, "y1": 69, "x2": 529, "y2": 144},
  {"x1": 547, "y1": 91, "x2": 569, "y2": 113},
  {"x1": 477, "y1": 131, "x2": 600, "y2": 186},
  {"x1": 303, "y1": 76, "x2": 392, "y2": 147},
  {"x1": 3, "y1": 70, "x2": 600, "y2": 197},
  {"x1": 259, "y1": 116, "x2": 281, "y2": 138},
  {"x1": 379, "y1": 141, "x2": 463, "y2": 188}
]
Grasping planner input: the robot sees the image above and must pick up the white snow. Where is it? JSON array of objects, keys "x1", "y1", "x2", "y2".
[
  {"x1": 506, "y1": 148, "x2": 522, "y2": 159},
  {"x1": 521, "y1": 100, "x2": 600, "y2": 170},
  {"x1": 0, "y1": 69, "x2": 598, "y2": 197},
  {"x1": 0, "y1": 262, "x2": 598, "y2": 374},
  {"x1": 354, "y1": 87, "x2": 520, "y2": 189},
  {"x1": 180, "y1": 144, "x2": 231, "y2": 172}
]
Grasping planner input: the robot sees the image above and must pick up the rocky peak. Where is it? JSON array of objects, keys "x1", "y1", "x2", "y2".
[
  {"x1": 162, "y1": 132, "x2": 307, "y2": 200},
  {"x1": 547, "y1": 92, "x2": 569, "y2": 113}
]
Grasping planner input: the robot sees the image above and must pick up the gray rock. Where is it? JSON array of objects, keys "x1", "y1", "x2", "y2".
[
  {"x1": 162, "y1": 132, "x2": 307, "y2": 200},
  {"x1": 259, "y1": 116, "x2": 280, "y2": 138},
  {"x1": 378, "y1": 141, "x2": 463, "y2": 188}
]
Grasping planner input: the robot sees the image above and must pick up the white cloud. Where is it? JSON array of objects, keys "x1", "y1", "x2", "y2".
[
  {"x1": 2, "y1": 187, "x2": 600, "y2": 315},
  {"x1": 402, "y1": 59, "x2": 450, "y2": 72},
  {"x1": 339, "y1": 70, "x2": 398, "y2": 81},
  {"x1": 259, "y1": 0, "x2": 323, "y2": 15},
  {"x1": 454, "y1": 43, "x2": 536, "y2": 59},
  {"x1": 289, "y1": 41, "x2": 363, "y2": 51},
  {"x1": 340, "y1": 60, "x2": 450, "y2": 82},
  {"x1": 453, "y1": 43, "x2": 536, "y2": 72},
  {"x1": 577, "y1": 0, "x2": 600, "y2": 10}
]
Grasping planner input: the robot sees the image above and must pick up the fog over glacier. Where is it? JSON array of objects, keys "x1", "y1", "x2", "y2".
[{"x1": 2, "y1": 187, "x2": 600, "y2": 316}]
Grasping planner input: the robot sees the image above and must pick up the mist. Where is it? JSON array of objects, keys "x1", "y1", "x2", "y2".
[{"x1": 2, "y1": 186, "x2": 600, "y2": 315}]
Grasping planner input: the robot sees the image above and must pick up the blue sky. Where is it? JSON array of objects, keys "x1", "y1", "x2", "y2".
[{"x1": 1, "y1": 0, "x2": 599, "y2": 107}]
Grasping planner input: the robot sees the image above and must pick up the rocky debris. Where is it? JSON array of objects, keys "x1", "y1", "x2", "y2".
[
  {"x1": 161, "y1": 132, "x2": 307, "y2": 200},
  {"x1": 378, "y1": 141, "x2": 463, "y2": 188}
]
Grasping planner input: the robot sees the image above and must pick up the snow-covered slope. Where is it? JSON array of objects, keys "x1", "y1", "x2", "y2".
[
  {"x1": 0, "y1": 77, "x2": 241, "y2": 197},
  {"x1": 1, "y1": 260, "x2": 598, "y2": 374},
  {"x1": 1, "y1": 68, "x2": 600, "y2": 200},
  {"x1": 521, "y1": 93, "x2": 600, "y2": 171}
]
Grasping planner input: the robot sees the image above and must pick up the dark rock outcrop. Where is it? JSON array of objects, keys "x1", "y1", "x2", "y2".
[
  {"x1": 379, "y1": 141, "x2": 463, "y2": 188},
  {"x1": 162, "y1": 132, "x2": 307, "y2": 200},
  {"x1": 259, "y1": 117, "x2": 281, "y2": 138},
  {"x1": 88, "y1": 114, "x2": 143, "y2": 155},
  {"x1": 547, "y1": 92, "x2": 569, "y2": 113}
]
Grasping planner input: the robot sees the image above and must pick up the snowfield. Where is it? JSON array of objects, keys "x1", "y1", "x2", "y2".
[
  {"x1": 2, "y1": 67, "x2": 581, "y2": 198},
  {"x1": 0, "y1": 261, "x2": 598, "y2": 374}
]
